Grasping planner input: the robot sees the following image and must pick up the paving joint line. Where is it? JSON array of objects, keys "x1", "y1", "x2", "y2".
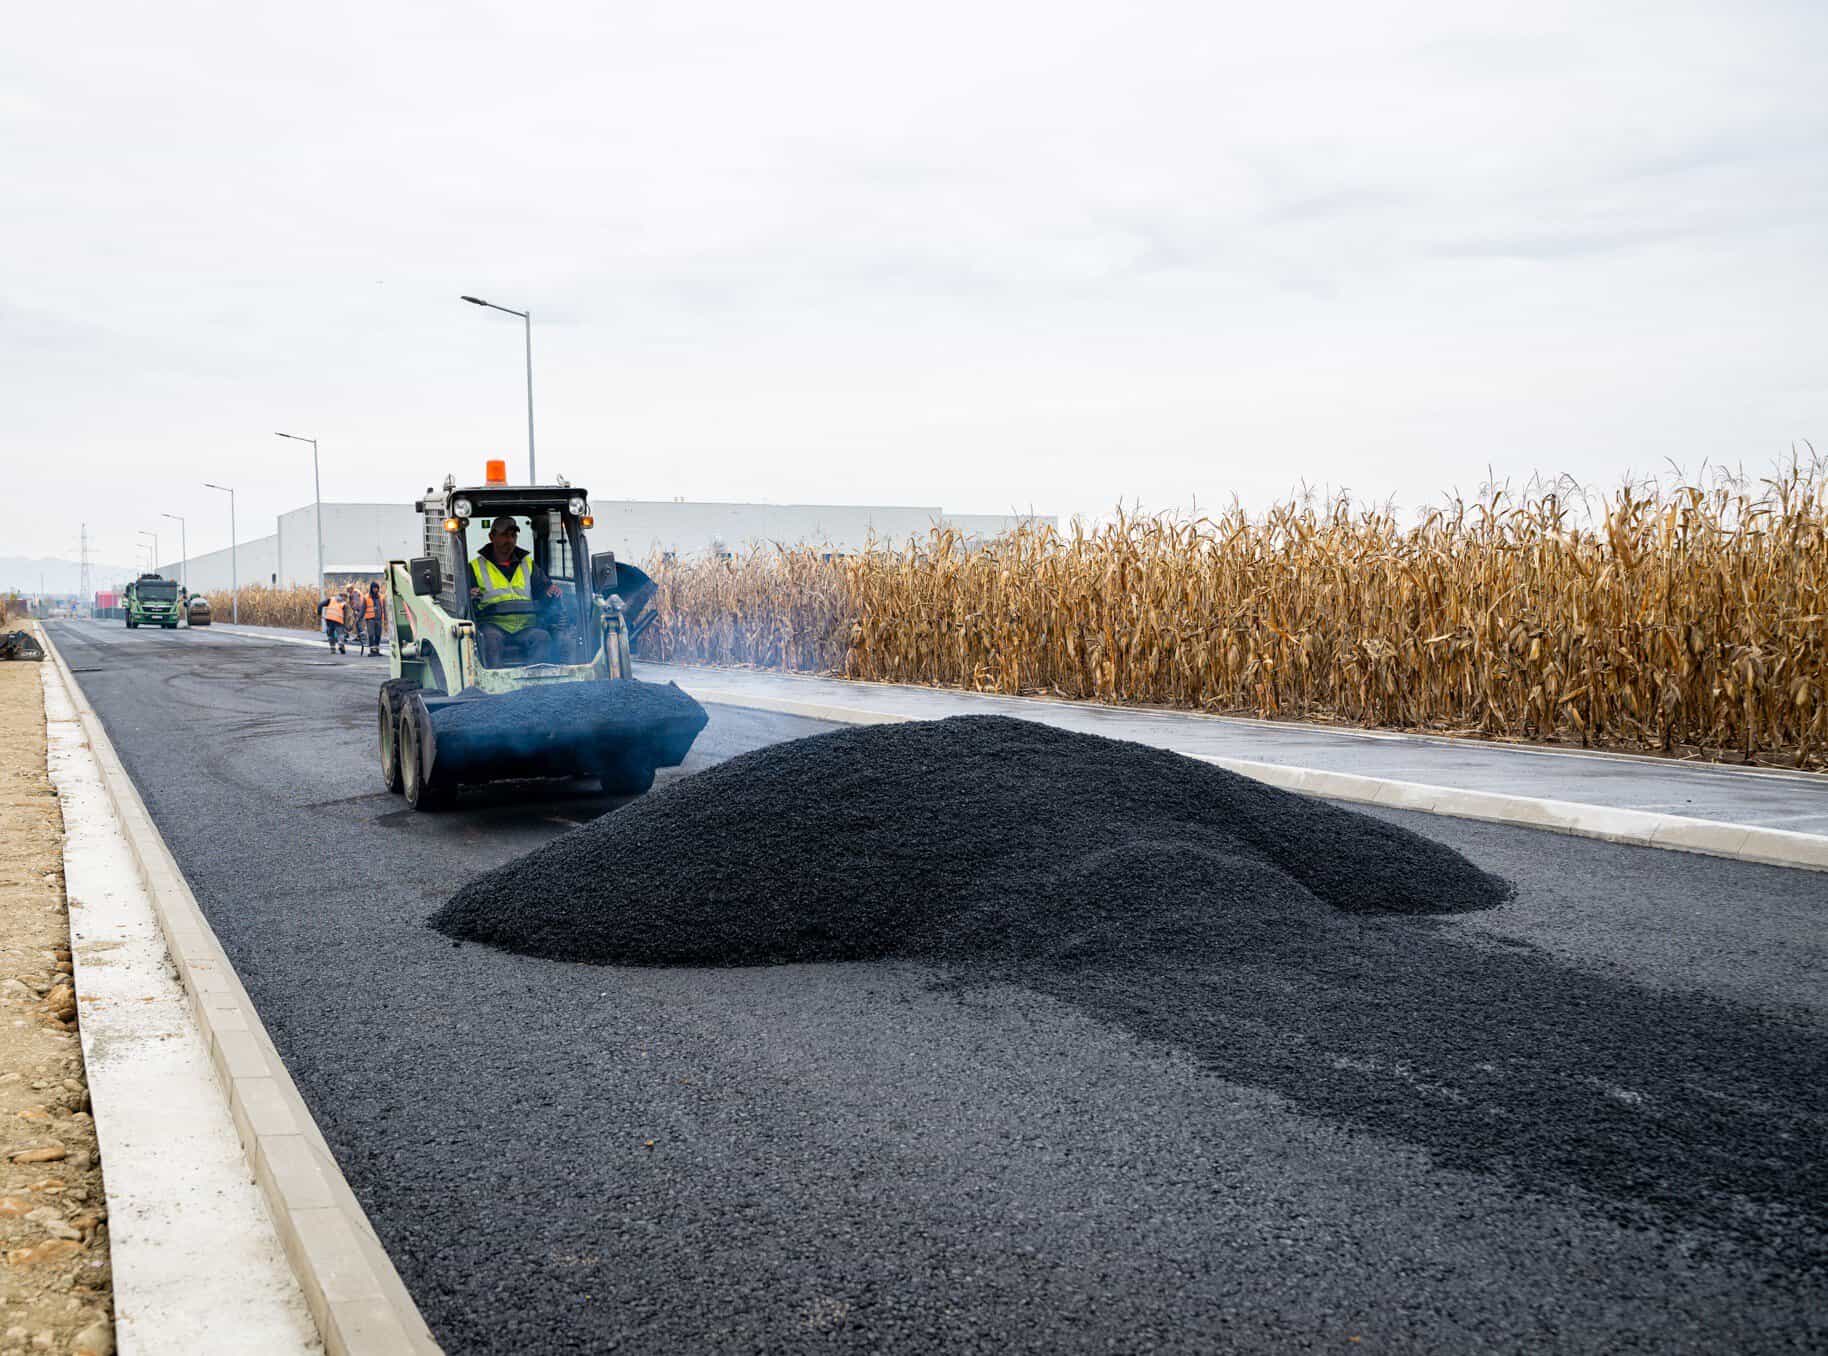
[{"x1": 40, "y1": 627, "x2": 442, "y2": 1355}]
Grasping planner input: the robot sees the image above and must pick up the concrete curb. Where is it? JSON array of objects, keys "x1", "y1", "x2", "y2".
[
  {"x1": 41, "y1": 629, "x2": 441, "y2": 1355},
  {"x1": 679, "y1": 684, "x2": 1828, "y2": 874}
]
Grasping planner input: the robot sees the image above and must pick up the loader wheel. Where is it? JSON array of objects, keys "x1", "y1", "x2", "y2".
[
  {"x1": 378, "y1": 689, "x2": 404, "y2": 793},
  {"x1": 399, "y1": 707, "x2": 455, "y2": 811},
  {"x1": 594, "y1": 752, "x2": 656, "y2": 797}
]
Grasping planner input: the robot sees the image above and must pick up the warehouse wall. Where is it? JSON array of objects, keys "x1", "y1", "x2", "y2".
[
  {"x1": 148, "y1": 535, "x2": 279, "y2": 594},
  {"x1": 163, "y1": 499, "x2": 1053, "y2": 592},
  {"x1": 274, "y1": 503, "x2": 422, "y2": 586}
]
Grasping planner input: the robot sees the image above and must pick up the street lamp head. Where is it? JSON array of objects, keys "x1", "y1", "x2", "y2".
[{"x1": 461, "y1": 295, "x2": 488, "y2": 306}]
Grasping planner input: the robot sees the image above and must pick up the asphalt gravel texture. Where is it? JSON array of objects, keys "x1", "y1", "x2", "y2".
[
  {"x1": 433, "y1": 714, "x2": 1509, "y2": 965},
  {"x1": 48, "y1": 621, "x2": 1828, "y2": 1354},
  {"x1": 423, "y1": 677, "x2": 708, "y2": 780},
  {"x1": 426, "y1": 677, "x2": 706, "y2": 743}
]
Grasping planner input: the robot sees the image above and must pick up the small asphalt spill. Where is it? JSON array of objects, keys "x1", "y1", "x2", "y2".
[{"x1": 437, "y1": 714, "x2": 1828, "y2": 1270}]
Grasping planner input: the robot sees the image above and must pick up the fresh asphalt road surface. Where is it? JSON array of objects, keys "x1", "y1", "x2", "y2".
[{"x1": 48, "y1": 621, "x2": 1828, "y2": 1354}]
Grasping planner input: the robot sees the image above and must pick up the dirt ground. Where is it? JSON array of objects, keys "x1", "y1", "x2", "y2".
[{"x1": 0, "y1": 631, "x2": 112, "y2": 1356}]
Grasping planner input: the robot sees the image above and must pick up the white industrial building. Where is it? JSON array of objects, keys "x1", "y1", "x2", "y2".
[{"x1": 154, "y1": 499, "x2": 1049, "y2": 594}]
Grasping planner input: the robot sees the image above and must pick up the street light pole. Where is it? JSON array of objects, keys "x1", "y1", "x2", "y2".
[
  {"x1": 460, "y1": 295, "x2": 536, "y2": 483},
  {"x1": 204, "y1": 483, "x2": 238, "y2": 624},
  {"x1": 139, "y1": 529, "x2": 159, "y2": 574},
  {"x1": 274, "y1": 433, "x2": 325, "y2": 597},
  {"x1": 161, "y1": 513, "x2": 187, "y2": 591}
]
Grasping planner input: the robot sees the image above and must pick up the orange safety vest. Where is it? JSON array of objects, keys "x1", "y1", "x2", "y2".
[
  {"x1": 364, "y1": 594, "x2": 378, "y2": 620},
  {"x1": 324, "y1": 598, "x2": 345, "y2": 625}
]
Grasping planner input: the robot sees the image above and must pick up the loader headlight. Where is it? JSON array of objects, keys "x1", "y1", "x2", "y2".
[
  {"x1": 451, "y1": 497, "x2": 473, "y2": 519},
  {"x1": 568, "y1": 496, "x2": 589, "y2": 517}
]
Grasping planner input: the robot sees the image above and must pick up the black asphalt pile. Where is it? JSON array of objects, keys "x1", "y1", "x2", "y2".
[
  {"x1": 426, "y1": 679, "x2": 707, "y2": 770},
  {"x1": 432, "y1": 714, "x2": 1509, "y2": 966}
]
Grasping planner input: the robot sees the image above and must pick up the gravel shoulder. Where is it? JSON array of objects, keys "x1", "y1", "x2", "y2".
[{"x1": 0, "y1": 633, "x2": 112, "y2": 1356}]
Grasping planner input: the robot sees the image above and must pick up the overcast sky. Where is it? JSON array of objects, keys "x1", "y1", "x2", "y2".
[{"x1": 5, "y1": 0, "x2": 1823, "y2": 568}]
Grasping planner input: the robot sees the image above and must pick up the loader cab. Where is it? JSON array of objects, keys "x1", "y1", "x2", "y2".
[{"x1": 416, "y1": 484, "x2": 599, "y2": 667}]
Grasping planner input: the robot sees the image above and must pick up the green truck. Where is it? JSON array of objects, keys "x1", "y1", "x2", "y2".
[{"x1": 124, "y1": 574, "x2": 183, "y2": 629}]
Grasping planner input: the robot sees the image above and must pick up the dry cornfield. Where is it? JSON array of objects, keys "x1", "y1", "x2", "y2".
[
  {"x1": 642, "y1": 470, "x2": 1828, "y2": 769},
  {"x1": 201, "y1": 584, "x2": 325, "y2": 630}
]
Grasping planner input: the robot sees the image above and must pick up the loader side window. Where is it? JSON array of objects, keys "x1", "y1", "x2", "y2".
[{"x1": 540, "y1": 510, "x2": 575, "y2": 583}]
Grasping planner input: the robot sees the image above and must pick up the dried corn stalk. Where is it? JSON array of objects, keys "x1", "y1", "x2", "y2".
[{"x1": 644, "y1": 468, "x2": 1828, "y2": 769}]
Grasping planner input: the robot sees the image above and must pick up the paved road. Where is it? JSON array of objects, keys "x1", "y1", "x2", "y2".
[{"x1": 47, "y1": 621, "x2": 1828, "y2": 1354}]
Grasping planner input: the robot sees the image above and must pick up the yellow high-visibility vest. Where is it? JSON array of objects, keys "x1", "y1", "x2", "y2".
[{"x1": 473, "y1": 554, "x2": 536, "y2": 634}]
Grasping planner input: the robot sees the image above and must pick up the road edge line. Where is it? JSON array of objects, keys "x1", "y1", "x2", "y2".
[
  {"x1": 682, "y1": 685, "x2": 1828, "y2": 873},
  {"x1": 41, "y1": 628, "x2": 442, "y2": 1355}
]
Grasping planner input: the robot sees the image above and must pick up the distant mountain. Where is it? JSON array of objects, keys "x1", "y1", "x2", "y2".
[{"x1": 0, "y1": 556, "x2": 146, "y2": 595}]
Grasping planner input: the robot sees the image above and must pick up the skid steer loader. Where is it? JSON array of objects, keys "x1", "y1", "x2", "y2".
[{"x1": 378, "y1": 464, "x2": 706, "y2": 810}]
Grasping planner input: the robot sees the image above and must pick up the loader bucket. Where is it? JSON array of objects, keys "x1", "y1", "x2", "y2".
[{"x1": 413, "y1": 680, "x2": 708, "y2": 798}]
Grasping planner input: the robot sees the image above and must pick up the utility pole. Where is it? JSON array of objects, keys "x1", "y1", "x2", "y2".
[
  {"x1": 460, "y1": 295, "x2": 537, "y2": 482},
  {"x1": 79, "y1": 524, "x2": 91, "y2": 618},
  {"x1": 275, "y1": 433, "x2": 326, "y2": 597},
  {"x1": 204, "y1": 483, "x2": 238, "y2": 624}
]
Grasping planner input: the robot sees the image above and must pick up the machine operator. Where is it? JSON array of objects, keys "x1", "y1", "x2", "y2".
[{"x1": 469, "y1": 514, "x2": 563, "y2": 667}]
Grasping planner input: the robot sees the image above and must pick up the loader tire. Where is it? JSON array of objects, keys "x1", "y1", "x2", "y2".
[
  {"x1": 399, "y1": 705, "x2": 455, "y2": 811},
  {"x1": 379, "y1": 688, "x2": 404, "y2": 793},
  {"x1": 378, "y1": 679, "x2": 418, "y2": 794}
]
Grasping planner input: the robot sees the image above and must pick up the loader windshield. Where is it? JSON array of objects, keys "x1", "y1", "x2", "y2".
[{"x1": 463, "y1": 504, "x2": 593, "y2": 664}]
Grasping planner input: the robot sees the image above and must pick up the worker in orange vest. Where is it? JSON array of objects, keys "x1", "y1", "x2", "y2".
[
  {"x1": 317, "y1": 593, "x2": 348, "y2": 653},
  {"x1": 362, "y1": 582, "x2": 382, "y2": 656}
]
